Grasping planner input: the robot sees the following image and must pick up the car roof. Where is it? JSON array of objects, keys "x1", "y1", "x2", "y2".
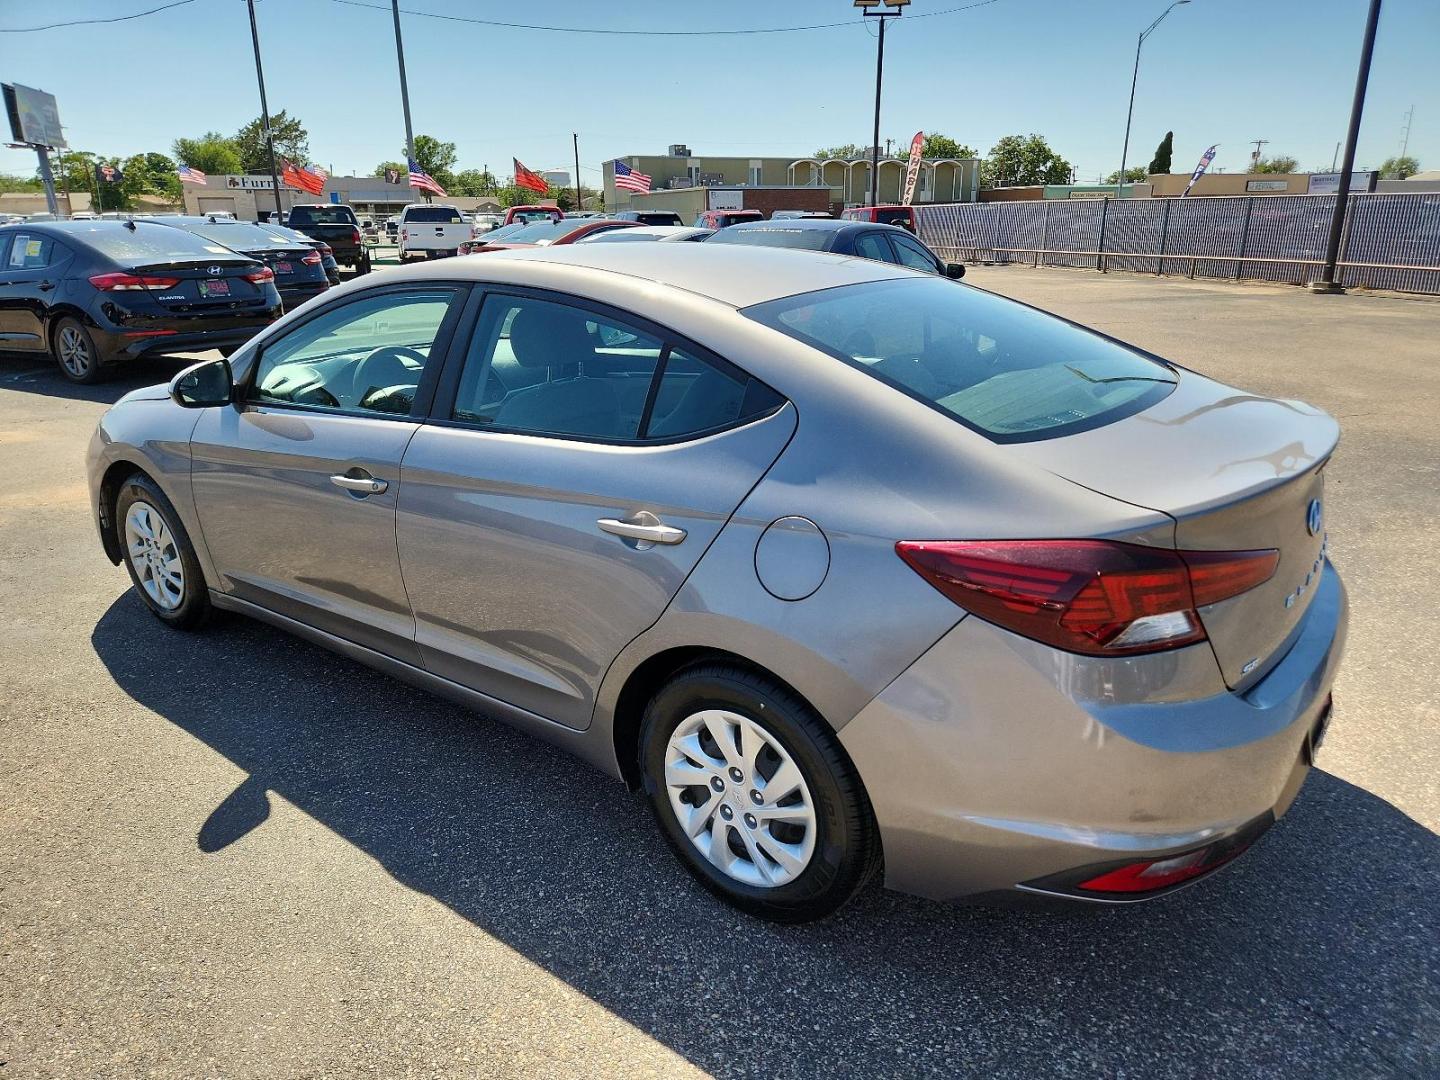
[{"x1": 406, "y1": 242, "x2": 911, "y2": 307}]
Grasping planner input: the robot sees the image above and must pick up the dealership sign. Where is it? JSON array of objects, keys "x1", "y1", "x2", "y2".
[
  {"x1": 1307, "y1": 171, "x2": 1377, "y2": 195},
  {"x1": 222, "y1": 175, "x2": 278, "y2": 190}
]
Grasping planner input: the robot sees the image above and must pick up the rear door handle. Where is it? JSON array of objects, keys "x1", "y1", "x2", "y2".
[
  {"x1": 330, "y1": 472, "x2": 388, "y2": 495},
  {"x1": 597, "y1": 511, "x2": 686, "y2": 549},
  {"x1": 38, "y1": 280, "x2": 55, "y2": 292}
]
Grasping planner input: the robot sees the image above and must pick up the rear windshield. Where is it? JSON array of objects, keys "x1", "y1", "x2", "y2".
[
  {"x1": 744, "y1": 278, "x2": 1177, "y2": 443},
  {"x1": 405, "y1": 206, "x2": 463, "y2": 223},
  {"x1": 76, "y1": 223, "x2": 251, "y2": 266},
  {"x1": 637, "y1": 212, "x2": 681, "y2": 225},
  {"x1": 706, "y1": 227, "x2": 832, "y2": 251},
  {"x1": 286, "y1": 206, "x2": 356, "y2": 226},
  {"x1": 874, "y1": 208, "x2": 913, "y2": 226},
  {"x1": 172, "y1": 221, "x2": 306, "y2": 250},
  {"x1": 496, "y1": 220, "x2": 577, "y2": 244}
]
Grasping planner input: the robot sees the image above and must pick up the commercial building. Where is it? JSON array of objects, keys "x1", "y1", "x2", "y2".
[
  {"x1": 1146, "y1": 171, "x2": 1378, "y2": 198},
  {"x1": 603, "y1": 145, "x2": 981, "y2": 213},
  {"x1": 181, "y1": 174, "x2": 500, "y2": 221}
]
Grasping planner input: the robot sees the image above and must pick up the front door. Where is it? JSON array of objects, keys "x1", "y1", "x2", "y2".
[
  {"x1": 190, "y1": 284, "x2": 466, "y2": 663},
  {"x1": 397, "y1": 290, "x2": 795, "y2": 730},
  {"x1": 0, "y1": 231, "x2": 67, "y2": 351}
]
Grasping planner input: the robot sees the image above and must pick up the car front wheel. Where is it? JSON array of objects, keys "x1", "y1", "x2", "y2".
[
  {"x1": 640, "y1": 663, "x2": 881, "y2": 922},
  {"x1": 116, "y1": 473, "x2": 211, "y2": 630}
]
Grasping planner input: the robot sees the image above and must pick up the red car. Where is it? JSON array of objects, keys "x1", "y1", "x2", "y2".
[
  {"x1": 841, "y1": 205, "x2": 917, "y2": 232},
  {"x1": 458, "y1": 219, "x2": 638, "y2": 254}
]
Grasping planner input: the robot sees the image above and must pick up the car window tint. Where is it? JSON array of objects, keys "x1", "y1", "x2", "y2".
[
  {"x1": 646, "y1": 348, "x2": 784, "y2": 439},
  {"x1": 852, "y1": 233, "x2": 893, "y2": 263},
  {"x1": 4, "y1": 233, "x2": 53, "y2": 269},
  {"x1": 404, "y1": 207, "x2": 464, "y2": 223},
  {"x1": 452, "y1": 296, "x2": 664, "y2": 440},
  {"x1": 252, "y1": 289, "x2": 457, "y2": 416},
  {"x1": 745, "y1": 277, "x2": 1177, "y2": 443},
  {"x1": 889, "y1": 234, "x2": 940, "y2": 273},
  {"x1": 287, "y1": 206, "x2": 356, "y2": 226}
]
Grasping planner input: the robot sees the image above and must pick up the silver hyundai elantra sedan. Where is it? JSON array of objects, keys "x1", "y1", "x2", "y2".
[{"x1": 88, "y1": 245, "x2": 1347, "y2": 922}]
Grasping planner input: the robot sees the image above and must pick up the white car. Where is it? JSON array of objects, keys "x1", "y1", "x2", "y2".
[{"x1": 398, "y1": 203, "x2": 471, "y2": 261}]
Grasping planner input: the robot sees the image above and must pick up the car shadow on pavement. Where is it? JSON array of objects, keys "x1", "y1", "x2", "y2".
[
  {"x1": 0, "y1": 350, "x2": 200, "y2": 405},
  {"x1": 91, "y1": 594, "x2": 1438, "y2": 1078}
]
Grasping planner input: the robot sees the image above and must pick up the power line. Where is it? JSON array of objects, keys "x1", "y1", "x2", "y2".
[
  {"x1": 0, "y1": 0, "x2": 197, "y2": 33},
  {"x1": 327, "y1": 0, "x2": 1010, "y2": 37}
]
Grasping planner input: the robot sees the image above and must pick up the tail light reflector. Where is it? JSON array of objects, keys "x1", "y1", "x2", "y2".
[
  {"x1": 300, "y1": 250, "x2": 323, "y2": 265},
  {"x1": 89, "y1": 272, "x2": 180, "y2": 291},
  {"x1": 243, "y1": 267, "x2": 275, "y2": 283},
  {"x1": 895, "y1": 539, "x2": 1278, "y2": 656}
]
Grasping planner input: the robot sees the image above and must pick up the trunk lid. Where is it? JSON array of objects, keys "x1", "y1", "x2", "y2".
[
  {"x1": 133, "y1": 259, "x2": 270, "y2": 312},
  {"x1": 1005, "y1": 370, "x2": 1338, "y2": 690}
]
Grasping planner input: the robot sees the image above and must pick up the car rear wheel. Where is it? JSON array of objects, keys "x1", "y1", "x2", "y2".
[
  {"x1": 356, "y1": 251, "x2": 372, "y2": 274},
  {"x1": 116, "y1": 473, "x2": 211, "y2": 630},
  {"x1": 53, "y1": 317, "x2": 107, "y2": 384},
  {"x1": 640, "y1": 663, "x2": 881, "y2": 922}
]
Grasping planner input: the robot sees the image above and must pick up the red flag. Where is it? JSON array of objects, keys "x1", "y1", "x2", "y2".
[
  {"x1": 281, "y1": 159, "x2": 325, "y2": 196},
  {"x1": 513, "y1": 158, "x2": 548, "y2": 194}
]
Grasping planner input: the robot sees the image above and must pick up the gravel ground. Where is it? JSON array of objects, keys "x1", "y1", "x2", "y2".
[{"x1": 1, "y1": 266, "x2": 1435, "y2": 1078}]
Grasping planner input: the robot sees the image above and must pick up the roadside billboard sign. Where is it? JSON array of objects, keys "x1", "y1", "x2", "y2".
[
  {"x1": 2, "y1": 83, "x2": 66, "y2": 148},
  {"x1": 1307, "y1": 171, "x2": 1377, "y2": 195}
]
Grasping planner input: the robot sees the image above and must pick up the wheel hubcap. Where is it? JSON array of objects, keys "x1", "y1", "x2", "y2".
[
  {"x1": 58, "y1": 326, "x2": 91, "y2": 377},
  {"x1": 663, "y1": 709, "x2": 818, "y2": 889},
  {"x1": 123, "y1": 501, "x2": 184, "y2": 611}
]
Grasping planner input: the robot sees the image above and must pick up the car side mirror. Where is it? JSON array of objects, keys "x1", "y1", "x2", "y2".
[
  {"x1": 945, "y1": 263, "x2": 966, "y2": 280},
  {"x1": 170, "y1": 357, "x2": 233, "y2": 408}
]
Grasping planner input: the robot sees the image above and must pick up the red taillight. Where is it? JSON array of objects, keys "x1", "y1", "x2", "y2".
[
  {"x1": 89, "y1": 272, "x2": 180, "y2": 291},
  {"x1": 244, "y1": 267, "x2": 275, "y2": 283},
  {"x1": 352, "y1": 227, "x2": 363, "y2": 245},
  {"x1": 317, "y1": 243, "x2": 333, "y2": 255},
  {"x1": 301, "y1": 250, "x2": 322, "y2": 265},
  {"x1": 895, "y1": 539, "x2": 1278, "y2": 656},
  {"x1": 1077, "y1": 836, "x2": 1256, "y2": 894}
]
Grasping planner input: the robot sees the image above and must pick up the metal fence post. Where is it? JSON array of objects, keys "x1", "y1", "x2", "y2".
[
  {"x1": 1038, "y1": 201, "x2": 1050, "y2": 268},
  {"x1": 1096, "y1": 198, "x2": 1110, "y2": 272},
  {"x1": 1234, "y1": 198, "x2": 1254, "y2": 281},
  {"x1": 1156, "y1": 198, "x2": 1171, "y2": 275}
]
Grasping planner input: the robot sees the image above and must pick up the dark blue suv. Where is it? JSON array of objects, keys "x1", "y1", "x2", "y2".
[{"x1": 705, "y1": 218, "x2": 964, "y2": 279}]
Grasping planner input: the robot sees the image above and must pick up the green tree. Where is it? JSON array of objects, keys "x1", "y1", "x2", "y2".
[
  {"x1": 373, "y1": 160, "x2": 406, "y2": 179},
  {"x1": 234, "y1": 109, "x2": 309, "y2": 172},
  {"x1": 410, "y1": 135, "x2": 457, "y2": 188},
  {"x1": 982, "y1": 134, "x2": 1073, "y2": 187},
  {"x1": 1378, "y1": 155, "x2": 1420, "y2": 180},
  {"x1": 498, "y1": 183, "x2": 555, "y2": 208},
  {"x1": 1105, "y1": 167, "x2": 1149, "y2": 184},
  {"x1": 450, "y1": 168, "x2": 498, "y2": 196},
  {"x1": 173, "y1": 132, "x2": 242, "y2": 176},
  {"x1": 121, "y1": 152, "x2": 183, "y2": 204},
  {"x1": 0, "y1": 171, "x2": 43, "y2": 192},
  {"x1": 814, "y1": 143, "x2": 869, "y2": 161},
  {"x1": 1148, "y1": 131, "x2": 1174, "y2": 174},
  {"x1": 919, "y1": 134, "x2": 977, "y2": 159},
  {"x1": 1253, "y1": 155, "x2": 1298, "y2": 174}
]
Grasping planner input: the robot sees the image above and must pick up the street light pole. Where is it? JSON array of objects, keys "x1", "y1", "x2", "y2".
[
  {"x1": 1117, "y1": 0, "x2": 1189, "y2": 197},
  {"x1": 391, "y1": 0, "x2": 422, "y2": 201},
  {"x1": 857, "y1": 0, "x2": 908, "y2": 208},
  {"x1": 245, "y1": 0, "x2": 283, "y2": 221},
  {"x1": 1313, "y1": 0, "x2": 1383, "y2": 293}
]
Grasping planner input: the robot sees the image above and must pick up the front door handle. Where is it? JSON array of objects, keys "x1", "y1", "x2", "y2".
[
  {"x1": 597, "y1": 511, "x2": 686, "y2": 549},
  {"x1": 330, "y1": 472, "x2": 388, "y2": 495}
]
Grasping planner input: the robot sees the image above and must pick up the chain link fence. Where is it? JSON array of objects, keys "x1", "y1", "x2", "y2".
[{"x1": 915, "y1": 193, "x2": 1440, "y2": 295}]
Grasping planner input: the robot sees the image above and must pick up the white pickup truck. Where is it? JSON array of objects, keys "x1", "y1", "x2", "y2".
[{"x1": 398, "y1": 203, "x2": 470, "y2": 261}]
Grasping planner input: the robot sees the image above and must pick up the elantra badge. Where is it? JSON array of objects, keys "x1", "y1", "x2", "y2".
[{"x1": 1306, "y1": 498, "x2": 1323, "y2": 536}]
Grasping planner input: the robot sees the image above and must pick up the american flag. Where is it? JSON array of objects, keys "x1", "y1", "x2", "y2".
[
  {"x1": 177, "y1": 164, "x2": 207, "y2": 185},
  {"x1": 612, "y1": 160, "x2": 652, "y2": 194},
  {"x1": 409, "y1": 156, "x2": 447, "y2": 197}
]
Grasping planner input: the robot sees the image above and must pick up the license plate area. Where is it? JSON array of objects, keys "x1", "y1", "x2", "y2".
[{"x1": 199, "y1": 279, "x2": 231, "y2": 298}]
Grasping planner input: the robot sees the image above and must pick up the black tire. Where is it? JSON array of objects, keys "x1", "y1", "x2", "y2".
[
  {"x1": 640, "y1": 663, "x2": 881, "y2": 923},
  {"x1": 51, "y1": 316, "x2": 109, "y2": 384},
  {"x1": 114, "y1": 473, "x2": 212, "y2": 630},
  {"x1": 356, "y1": 251, "x2": 372, "y2": 275}
]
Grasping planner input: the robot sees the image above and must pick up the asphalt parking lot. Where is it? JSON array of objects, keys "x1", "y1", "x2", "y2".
[{"x1": 1, "y1": 267, "x2": 1436, "y2": 1078}]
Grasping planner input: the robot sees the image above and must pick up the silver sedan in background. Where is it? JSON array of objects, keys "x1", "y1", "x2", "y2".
[{"x1": 88, "y1": 245, "x2": 1346, "y2": 922}]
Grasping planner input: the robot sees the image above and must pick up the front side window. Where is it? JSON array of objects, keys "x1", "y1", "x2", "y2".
[
  {"x1": 4, "y1": 233, "x2": 53, "y2": 269},
  {"x1": 745, "y1": 277, "x2": 1176, "y2": 442},
  {"x1": 889, "y1": 234, "x2": 941, "y2": 273},
  {"x1": 252, "y1": 288, "x2": 457, "y2": 416},
  {"x1": 451, "y1": 295, "x2": 782, "y2": 442}
]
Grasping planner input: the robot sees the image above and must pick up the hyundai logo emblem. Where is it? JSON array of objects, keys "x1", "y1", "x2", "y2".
[
  {"x1": 1306, "y1": 498, "x2": 1323, "y2": 536},
  {"x1": 206, "y1": 265, "x2": 223, "y2": 276}
]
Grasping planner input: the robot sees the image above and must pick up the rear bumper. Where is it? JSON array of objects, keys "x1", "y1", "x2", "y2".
[
  {"x1": 88, "y1": 297, "x2": 282, "y2": 363},
  {"x1": 838, "y1": 561, "x2": 1348, "y2": 904}
]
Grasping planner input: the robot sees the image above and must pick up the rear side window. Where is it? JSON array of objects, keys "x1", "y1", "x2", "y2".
[
  {"x1": 744, "y1": 277, "x2": 1176, "y2": 443},
  {"x1": 287, "y1": 206, "x2": 356, "y2": 226},
  {"x1": 450, "y1": 295, "x2": 783, "y2": 442},
  {"x1": 404, "y1": 207, "x2": 463, "y2": 224}
]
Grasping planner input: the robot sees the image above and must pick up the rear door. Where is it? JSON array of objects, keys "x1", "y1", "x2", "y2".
[
  {"x1": 190, "y1": 284, "x2": 468, "y2": 662},
  {"x1": 397, "y1": 289, "x2": 795, "y2": 730}
]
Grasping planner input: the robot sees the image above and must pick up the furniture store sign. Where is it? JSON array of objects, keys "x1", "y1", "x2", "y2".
[{"x1": 221, "y1": 175, "x2": 277, "y2": 190}]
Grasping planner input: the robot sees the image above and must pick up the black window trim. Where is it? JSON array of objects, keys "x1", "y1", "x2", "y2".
[
  {"x1": 425, "y1": 283, "x2": 788, "y2": 448},
  {"x1": 238, "y1": 280, "x2": 474, "y2": 423},
  {"x1": 886, "y1": 231, "x2": 944, "y2": 274}
]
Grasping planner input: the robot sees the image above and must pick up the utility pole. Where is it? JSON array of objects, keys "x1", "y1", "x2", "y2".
[
  {"x1": 858, "y1": 1, "x2": 906, "y2": 208},
  {"x1": 1248, "y1": 139, "x2": 1269, "y2": 171},
  {"x1": 573, "y1": 133, "x2": 582, "y2": 211},
  {"x1": 1400, "y1": 104, "x2": 1413, "y2": 157},
  {"x1": 390, "y1": 0, "x2": 422, "y2": 201},
  {"x1": 1117, "y1": 1, "x2": 1190, "y2": 198},
  {"x1": 1331, "y1": 141, "x2": 1341, "y2": 171},
  {"x1": 1313, "y1": 0, "x2": 1383, "y2": 294},
  {"x1": 245, "y1": 0, "x2": 283, "y2": 221}
]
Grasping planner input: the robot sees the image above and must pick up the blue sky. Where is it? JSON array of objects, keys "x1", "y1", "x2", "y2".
[{"x1": 1, "y1": 0, "x2": 1435, "y2": 185}]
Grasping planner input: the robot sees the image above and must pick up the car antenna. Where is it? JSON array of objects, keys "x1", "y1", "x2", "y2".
[{"x1": 123, "y1": 217, "x2": 137, "y2": 231}]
